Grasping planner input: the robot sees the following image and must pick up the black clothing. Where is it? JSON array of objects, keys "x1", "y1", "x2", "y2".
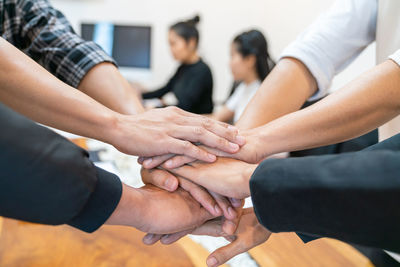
[
  {"x1": 250, "y1": 133, "x2": 400, "y2": 253},
  {"x1": 0, "y1": 103, "x2": 122, "y2": 233},
  {"x1": 143, "y1": 59, "x2": 213, "y2": 114}
]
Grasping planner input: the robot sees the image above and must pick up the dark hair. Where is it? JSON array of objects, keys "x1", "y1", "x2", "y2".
[
  {"x1": 170, "y1": 15, "x2": 200, "y2": 47},
  {"x1": 233, "y1": 30, "x2": 275, "y2": 80}
]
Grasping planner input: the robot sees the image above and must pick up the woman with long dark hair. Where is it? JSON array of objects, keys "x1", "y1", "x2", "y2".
[
  {"x1": 211, "y1": 29, "x2": 275, "y2": 123},
  {"x1": 142, "y1": 15, "x2": 214, "y2": 114}
]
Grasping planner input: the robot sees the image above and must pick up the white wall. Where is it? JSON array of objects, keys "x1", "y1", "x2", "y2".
[{"x1": 51, "y1": 0, "x2": 375, "y2": 103}]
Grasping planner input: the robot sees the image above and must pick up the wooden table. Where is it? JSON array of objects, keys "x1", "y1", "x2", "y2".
[{"x1": 0, "y1": 217, "x2": 373, "y2": 267}]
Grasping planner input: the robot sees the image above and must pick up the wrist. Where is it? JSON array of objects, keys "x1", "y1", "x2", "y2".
[
  {"x1": 242, "y1": 163, "x2": 258, "y2": 197},
  {"x1": 253, "y1": 124, "x2": 285, "y2": 158},
  {"x1": 104, "y1": 113, "x2": 140, "y2": 153},
  {"x1": 105, "y1": 184, "x2": 145, "y2": 229}
]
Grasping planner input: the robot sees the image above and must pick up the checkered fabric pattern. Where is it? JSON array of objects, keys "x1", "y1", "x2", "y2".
[{"x1": 0, "y1": 0, "x2": 116, "y2": 88}]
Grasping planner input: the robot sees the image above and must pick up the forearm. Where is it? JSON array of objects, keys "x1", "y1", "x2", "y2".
[
  {"x1": 235, "y1": 58, "x2": 317, "y2": 130},
  {"x1": 250, "y1": 146, "x2": 400, "y2": 252},
  {"x1": 78, "y1": 63, "x2": 145, "y2": 115},
  {"x1": 0, "y1": 38, "x2": 120, "y2": 144},
  {"x1": 254, "y1": 60, "x2": 400, "y2": 157},
  {"x1": 0, "y1": 102, "x2": 122, "y2": 232}
]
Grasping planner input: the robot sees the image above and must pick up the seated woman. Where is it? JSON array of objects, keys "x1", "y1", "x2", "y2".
[
  {"x1": 211, "y1": 30, "x2": 275, "y2": 123},
  {"x1": 141, "y1": 15, "x2": 213, "y2": 114}
]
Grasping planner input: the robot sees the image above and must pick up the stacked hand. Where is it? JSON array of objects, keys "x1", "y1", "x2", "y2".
[{"x1": 140, "y1": 157, "x2": 272, "y2": 267}]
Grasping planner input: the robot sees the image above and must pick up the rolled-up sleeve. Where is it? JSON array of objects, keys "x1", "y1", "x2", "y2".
[
  {"x1": 0, "y1": 103, "x2": 122, "y2": 233},
  {"x1": 5, "y1": 0, "x2": 116, "y2": 88},
  {"x1": 280, "y1": 0, "x2": 377, "y2": 100}
]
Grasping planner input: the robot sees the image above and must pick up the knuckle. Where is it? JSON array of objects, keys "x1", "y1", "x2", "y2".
[
  {"x1": 201, "y1": 117, "x2": 213, "y2": 129},
  {"x1": 182, "y1": 141, "x2": 193, "y2": 150},
  {"x1": 193, "y1": 126, "x2": 205, "y2": 136}
]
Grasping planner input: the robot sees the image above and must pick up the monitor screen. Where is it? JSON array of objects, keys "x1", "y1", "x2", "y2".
[{"x1": 81, "y1": 23, "x2": 151, "y2": 69}]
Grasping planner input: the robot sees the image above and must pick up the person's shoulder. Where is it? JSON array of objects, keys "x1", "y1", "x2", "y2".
[{"x1": 195, "y1": 59, "x2": 213, "y2": 76}]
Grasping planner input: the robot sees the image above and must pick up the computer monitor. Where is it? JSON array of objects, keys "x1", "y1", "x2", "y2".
[{"x1": 81, "y1": 22, "x2": 152, "y2": 79}]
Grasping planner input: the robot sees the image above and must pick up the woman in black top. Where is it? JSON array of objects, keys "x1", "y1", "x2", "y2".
[{"x1": 142, "y1": 15, "x2": 213, "y2": 114}]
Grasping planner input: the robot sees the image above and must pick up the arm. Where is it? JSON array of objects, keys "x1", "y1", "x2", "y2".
[
  {"x1": 0, "y1": 103, "x2": 122, "y2": 232},
  {"x1": 142, "y1": 83, "x2": 172, "y2": 99},
  {"x1": 0, "y1": 103, "x2": 214, "y2": 234},
  {"x1": 13, "y1": 0, "x2": 143, "y2": 115},
  {"x1": 250, "y1": 135, "x2": 400, "y2": 253},
  {"x1": 246, "y1": 59, "x2": 400, "y2": 159},
  {"x1": 0, "y1": 38, "x2": 243, "y2": 161},
  {"x1": 236, "y1": 0, "x2": 377, "y2": 130},
  {"x1": 78, "y1": 62, "x2": 144, "y2": 114}
]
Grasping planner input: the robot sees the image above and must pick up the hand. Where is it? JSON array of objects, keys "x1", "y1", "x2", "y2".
[
  {"x1": 144, "y1": 208, "x2": 271, "y2": 267},
  {"x1": 105, "y1": 184, "x2": 215, "y2": 234},
  {"x1": 139, "y1": 128, "x2": 262, "y2": 169},
  {"x1": 168, "y1": 158, "x2": 258, "y2": 199},
  {"x1": 141, "y1": 168, "x2": 244, "y2": 234},
  {"x1": 110, "y1": 106, "x2": 246, "y2": 163}
]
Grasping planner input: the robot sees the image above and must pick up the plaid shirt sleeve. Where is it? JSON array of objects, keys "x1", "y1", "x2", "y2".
[{"x1": 1, "y1": 0, "x2": 117, "y2": 88}]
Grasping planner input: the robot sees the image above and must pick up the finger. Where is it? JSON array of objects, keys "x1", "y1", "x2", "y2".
[
  {"x1": 222, "y1": 202, "x2": 244, "y2": 235},
  {"x1": 178, "y1": 113, "x2": 246, "y2": 146},
  {"x1": 229, "y1": 198, "x2": 244, "y2": 208},
  {"x1": 137, "y1": 157, "x2": 146, "y2": 164},
  {"x1": 209, "y1": 191, "x2": 236, "y2": 221},
  {"x1": 190, "y1": 218, "x2": 226, "y2": 237},
  {"x1": 170, "y1": 126, "x2": 240, "y2": 154},
  {"x1": 170, "y1": 140, "x2": 217, "y2": 163},
  {"x1": 162, "y1": 155, "x2": 196, "y2": 169},
  {"x1": 140, "y1": 168, "x2": 179, "y2": 191},
  {"x1": 179, "y1": 178, "x2": 221, "y2": 217},
  {"x1": 206, "y1": 240, "x2": 248, "y2": 267},
  {"x1": 160, "y1": 229, "x2": 193, "y2": 245},
  {"x1": 142, "y1": 233, "x2": 163, "y2": 245},
  {"x1": 142, "y1": 154, "x2": 174, "y2": 169}
]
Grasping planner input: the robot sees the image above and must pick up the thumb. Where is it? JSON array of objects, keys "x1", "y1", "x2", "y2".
[
  {"x1": 141, "y1": 168, "x2": 178, "y2": 191},
  {"x1": 206, "y1": 240, "x2": 246, "y2": 267}
]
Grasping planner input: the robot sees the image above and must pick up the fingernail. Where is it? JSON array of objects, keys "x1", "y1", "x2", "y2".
[
  {"x1": 208, "y1": 154, "x2": 216, "y2": 161},
  {"x1": 164, "y1": 178, "x2": 173, "y2": 190},
  {"x1": 143, "y1": 234, "x2": 154, "y2": 243},
  {"x1": 207, "y1": 257, "x2": 218, "y2": 267},
  {"x1": 235, "y1": 135, "x2": 246, "y2": 145},
  {"x1": 230, "y1": 198, "x2": 242, "y2": 208},
  {"x1": 228, "y1": 206, "x2": 237, "y2": 218},
  {"x1": 165, "y1": 160, "x2": 173, "y2": 168},
  {"x1": 214, "y1": 205, "x2": 221, "y2": 215},
  {"x1": 143, "y1": 158, "x2": 152, "y2": 167},
  {"x1": 229, "y1": 142, "x2": 239, "y2": 151}
]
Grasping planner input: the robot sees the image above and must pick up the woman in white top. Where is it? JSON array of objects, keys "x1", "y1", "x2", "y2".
[{"x1": 211, "y1": 30, "x2": 275, "y2": 123}]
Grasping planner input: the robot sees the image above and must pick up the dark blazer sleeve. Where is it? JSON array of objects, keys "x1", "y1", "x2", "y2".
[
  {"x1": 0, "y1": 103, "x2": 122, "y2": 233},
  {"x1": 250, "y1": 133, "x2": 400, "y2": 253}
]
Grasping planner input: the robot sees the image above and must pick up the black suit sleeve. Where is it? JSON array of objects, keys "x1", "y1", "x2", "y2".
[
  {"x1": 250, "y1": 134, "x2": 400, "y2": 253},
  {"x1": 0, "y1": 103, "x2": 122, "y2": 233}
]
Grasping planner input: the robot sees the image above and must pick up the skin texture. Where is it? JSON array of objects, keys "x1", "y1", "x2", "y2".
[
  {"x1": 0, "y1": 37, "x2": 245, "y2": 161},
  {"x1": 105, "y1": 184, "x2": 215, "y2": 234},
  {"x1": 142, "y1": 208, "x2": 271, "y2": 267}
]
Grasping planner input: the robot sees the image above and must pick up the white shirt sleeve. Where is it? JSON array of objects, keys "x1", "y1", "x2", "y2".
[
  {"x1": 280, "y1": 0, "x2": 377, "y2": 100},
  {"x1": 389, "y1": 49, "x2": 400, "y2": 67}
]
